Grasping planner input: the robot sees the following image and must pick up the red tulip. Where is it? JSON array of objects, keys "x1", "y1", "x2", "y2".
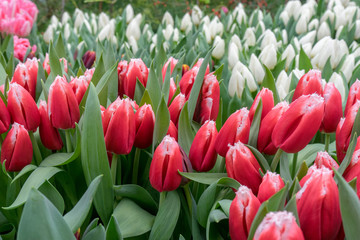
[
  {"x1": 272, "y1": 94, "x2": 324, "y2": 153},
  {"x1": 162, "y1": 57, "x2": 178, "y2": 80},
  {"x1": 7, "y1": 83, "x2": 40, "y2": 131},
  {"x1": 134, "y1": 104, "x2": 155, "y2": 149},
  {"x1": 70, "y1": 76, "x2": 89, "y2": 104},
  {"x1": 168, "y1": 77, "x2": 177, "y2": 104},
  {"x1": 344, "y1": 149, "x2": 360, "y2": 199},
  {"x1": 13, "y1": 36, "x2": 36, "y2": 62},
  {"x1": 38, "y1": 101, "x2": 63, "y2": 150},
  {"x1": 1, "y1": 123, "x2": 32, "y2": 172},
  {"x1": 292, "y1": 69, "x2": 323, "y2": 102},
  {"x1": 167, "y1": 120, "x2": 178, "y2": 141},
  {"x1": 189, "y1": 120, "x2": 218, "y2": 172},
  {"x1": 193, "y1": 73, "x2": 220, "y2": 124},
  {"x1": 48, "y1": 76, "x2": 80, "y2": 129},
  {"x1": 168, "y1": 93, "x2": 186, "y2": 126},
  {"x1": 100, "y1": 105, "x2": 107, "y2": 135},
  {"x1": 320, "y1": 83, "x2": 342, "y2": 133},
  {"x1": 179, "y1": 67, "x2": 199, "y2": 99},
  {"x1": 43, "y1": 53, "x2": 68, "y2": 75},
  {"x1": 257, "y1": 171, "x2": 285, "y2": 203},
  {"x1": 117, "y1": 60, "x2": 128, "y2": 97},
  {"x1": 84, "y1": 68, "x2": 95, "y2": 82},
  {"x1": 149, "y1": 135, "x2": 183, "y2": 192},
  {"x1": 11, "y1": 59, "x2": 38, "y2": 99},
  {"x1": 314, "y1": 151, "x2": 339, "y2": 170},
  {"x1": 229, "y1": 186, "x2": 260, "y2": 240},
  {"x1": 226, "y1": 141, "x2": 262, "y2": 194},
  {"x1": 0, "y1": 97, "x2": 10, "y2": 134},
  {"x1": 296, "y1": 167, "x2": 341, "y2": 240},
  {"x1": 336, "y1": 100, "x2": 360, "y2": 163},
  {"x1": 215, "y1": 108, "x2": 250, "y2": 157},
  {"x1": 104, "y1": 98, "x2": 136, "y2": 155},
  {"x1": 249, "y1": 88, "x2": 274, "y2": 122},
  {"x1": 82, "y1": 50, "x2": 96, "y2": 69},
  {"x1": 254, "y1": 211, "x2": 305, "y2": 240},
  {"x1": 344, "y1": 79, "x2": 360, "y2": 116},
  {"x1": 192, "y1": 58, "x2": 210, "y2": 74},
  {"x1": 257, "y1": 102, "x2": 289, "y2": 155}
]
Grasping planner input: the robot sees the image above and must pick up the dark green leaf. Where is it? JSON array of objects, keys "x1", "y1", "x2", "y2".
[
  {"x1": 197, "y1": 182, "x2": 217, "y2": 227},
  {"x1": 82, "y1": 225, "x2": 106, "y2": 240},
  {"x1": 246, "y1": 145, "x2": 271, "y2": 172},
  {"x1": 178, "y1": 102, "x2": 195, "y2": 155},
  {"x1": 152, "y1": 96, "x2": 170, "y2": 151},
  {"x1": 285, "y1": 195, "x2": 300, "y2": 225},
  {"x1": 146, "y1": 62, "x2": 161, "y2": 111},
  {"x1": 38, "y1": 180, "x2": 65, "y2": 214},
  {"x1": 248, "y1": 100, "x2": 262, "y2": 148},
  {"x1": 179, "y1": 172, "x2": 227, "y2": 185},
  {"x1": 247, "y1": 203, "x2": 268, "y2": 240},
  {"x1": 95, "y1": 63, "x2": 117, "y2": 107},
  {"x1": 262, "y1": 65, "x2": 280, "y2": 104},
  {"x1": 106, "y1": 216, "x2": 123, "y2": 240},
  {"x1": 298, "y1": 48, "x2": 312, "y2": 72},
  {"x1": 338, "y1": 134, "x2": 357, "y2": 175}
]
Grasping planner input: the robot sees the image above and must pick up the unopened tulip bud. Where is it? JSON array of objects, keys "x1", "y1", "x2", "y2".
[
  {"x1": 344, "y1": 149, "x2": 360, "y2": 199},
  {"x1": 259, "y1": 44, "x2": 277, "y2": 70},
  {"x1": 212, "y1": 36, "x2": 225, "y2": 59},
  {"x1": 1, "y1": 123, "x2": 32, "y2": 172},
  {"x1": 82, "y1": 51, "x2": 96, "y2": 69},
  {"x1": 257, "y1": 171, "x2": 285, "y2": 203},
  {"x1": 314, "y1": 151, "x2": 339, "y2": 170},
  {"x1": 70, "y1": 76, "x2": 89, "y2": 104},
  {"x1": 345, "y1": 80, "x2": 360, "y2": 116},
  {"x1": 134, "y1": 104, "x2": 155, "y2": 149},
  {"x1": 249, "y1": 54, "x2": 265, "y2": 84},
  {"x1": 162, "y1": 57, "x2": 178, "y2": 80},
  {"x1": 120, "y1": 59, "x2": 148, "y2": 99},
  {"x1": 320, "y1": 83, "x2": 342, "y2": 133},
  {"x1": 168, "y1": 93, "x2": 186, "y2": 126},
  {"x1": 292, "y1": 70, "x2": 323, "y2": 101},
  {"x1": 192, "y1": 5, "x2": 203, "y2": 26},
  {"x1": 249, "y1": 88, "x2": 274, "y2": 122}
]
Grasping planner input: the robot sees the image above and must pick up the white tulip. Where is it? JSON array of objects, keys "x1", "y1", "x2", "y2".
[
  {"x1": 162, "y1": 11, "x2": 174, "y2": 27},
  {"x1": 308, "y1": 19, "x2": 319, "y2": 30},
  {"x1": 256, "y1": 21, "x2": 265, "y2": 35},
  {"x1": 332, "y1": 39, "x2": 348, "y2": 68},
  {"x1": 259, "y1": 44, "x2": 277, "y2": 70},
  {"x1": 150, "y1": 43, "x2": 156, "y2": 53},
  {"x1": 293, "y1": 37, "x2": 301, "y2": 52},
  {"x1": 249, "y1": 9, "x2": 263, "y2": 26},
  {"x1": 51, "y1": 15, "x2": 59, "y2": 27},
  {"x1": 226, "y1": 14, "x2": 233, "y2": 31},
  {"x1": 234, "y1": 6, "x2": 247, "y2": 25},
  {"x1": 244, "y1": 28, "x2": 256, "y2": 48},
  {"x1": 192, "y1": 5, "x2": 203, "y2": 25},
  {"x1": 230, "y1": 35, "x2": 242, "y2": 51},
  {"x1": 173, "y1": 29, "x2": 179, "y2": 42},
  {"x1": 91, "y1": 18, "x2": 97, "y2": 34},
  {"x1": 201, "y1": 16, "x2": 211, "y2": 27},
  {"x1": 299, "y1": 30, "x2": 316, "y2": 45},
  {"x1": 61, "y1": 12, "x2": 70, "y2": 25},
  {"x1": 341, "y1": 54, "x2": 355, "y2": 82},
  {"x1": 162, "y1": 24, "x2": 174, "y2": 41},
  {"x1": 212, "y1": 36, "x2": 225, "y2": 59},
  {"x1": 344, "y1": 6, "x2": 357, "y2": 25},
  {"x1": 276, "y1": 71, "x2": 290, "y2": 99},
  {"x1": 126, "y1": 18, "x2": 141, "y2": 41},
  {"x1": 296, "y1": 15, "x2": 308, "y2": 34},
  {"x1": 335, "y1": 25, "x2": 344, "y2": 39},
  {"x1": 83, "y1": 19, "x2": 92, "y2": 33},
  {"x1": 320, "y1": 10, "x2": 335, "y2": 24},
  {"x1": 228, "y1": 42, "x2": 239, "y2": 69},
  {"x1": 97, "y1": 20, "x2": 115, "y2": 41},
  {"x1": 249, "y1": 54, "x2": 265, "y2": 84},
  {"x1": 291, "y1": 69, "x2": 305, "y2": 80},
  {"x1": 242, "y1": 66, "x2": 258, "y2": 92},
  {"x1": 282, "y1": 30, "x2": 288, "y2": 45},
  {"x1": 210, "y1": 17, "x2": 224, "y2": 39},
  {"x1": 43, "y1": 25, "x2": 55, "y2": 44},
  {"x1": 125, "y1": 4, "x2": 134, "y2": 23},
  {"x1": 74, "y1": 11, "x2": 85, "y2": 30},
  {"x1": 151, "y1": 34, "x2": 157, "y2": 44},
  {"x1": 317, "y1": 22, "x2": 331, "y2": 39},
  {"x1": 203, "y1": 25, "x2": 212, "y2": 44},
  {"x1": 329, "y1": 72, "x2": 346, "y2": 102},
  {"x1": 64, "y1": 23, "x2": 70, "y2": 40},
  {"x1": 180, "y1": 13, "x2": 192, "y2": 33},
  {"x1": 284, "y1": 0, "x2": 301, "y2": 19},
  {"x1": 334, "y1": 5, "x2": 346, "y2": 30},
  {"x1": 302, "y1": 43, "x2": 312, "y2": 57},
  {"x1": 128, "y1": 36, "x2": 138, "y2": 53},
  {"x1": 355, "y1": 20, "x2": 360, "y2": 39},
  {"x1": 280, "y1": 11, "x2": 289, "y2": 26},
  {"x1": 281, "y1": 44, "x2": 295, "y2": 70},
  {"x1": 98, "y1": 13, "x2": 110, "y2": 30},
  {"x1": 133, "y1": 14, "x2": 142, "y2": 26},
  {"x1": 228, "y1": 68, "x2": 245, "y2": 98},
  {"x1": 261, "y1": 30, "x2": 277, "y2": 50}
]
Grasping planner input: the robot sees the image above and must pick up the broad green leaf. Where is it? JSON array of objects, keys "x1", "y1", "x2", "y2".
[
  {"x1": 139, "y1": 90, "x2": 153, "y2": 107},
  {"x1": 248, "y1": 100, "x2": 262, "y2": 148},
  {"x1": 262, "y1": 65, "x2": 280, "y2": 104},
  {"x1": 0, "y1": 63, "x2": 7, "y2": 87},
  {"x1": 91, "y1": 54, "x2": 106, "y2": 86},
  {"x1": 146, "y1": 62, "x2": 161, "y2": 111},
  {"x1": 17, "y1": 189, "x2": 76, "y2": 240},
  {"x1": 285, "y1": 195, "x2": 300, "y2": 225},
  {"x1": 152, "y1": 97, "x2": 170, "y2": 151},
  {"x1": 48, "y1": 42, "x2": 62, "y2": 78},
  {"x1": 178, "y1": 102, "x2": 195, "y2": 155},
  {"x1": 95, "y1": 63, "x2": 117, "y2": 107},
  {"x1": 334, "y1": 170, "x2": 360, "y2": 239},
  {"x1": 39, "y1": 180, "x2": 65, "y2": 214},
  {"x1": 11, "y1": 164, "x2": 37, "y2": 184},
  {"x1": 213, "y1": 64, "x2": 224, "y2": 80},
  {"x1": 179, "y1": 172, "x2": 228, "y2": 185},
  {"x1": 5, "y1": 167, "x2": 62, "y2": 209},
  {"x1": 106, "y1": 216, "x2": 123, "y2": 240},
  {"x1": 82, "y1": 225, "x2": 106, "y2": 240},
  {"x1": 81, "y1": 83, "x2": 114, "y2": 225},
  {"x1": 298, "y1": 48, "x2": 312, "y2": 72},
  {"x1": 149, "y1": 191, "x2": 180, "y2": 240},
  {"x1": 247, "y1": 203, "x2": 268, "y2": 240},
  {"x1": 208, "y1": 209, "x2": 227, "y2": 223},
  {"x1": 112, "y1": 199, "x2": 155, "y2": 238},
  {"x1": 55, "y1": 33, "x2": 66, "y2": 59},
  {"x1": 0, "y1": 162, "x2": 11, "y2": 207},
  {"x1": 64, "y1": 175, "x2": 102, "y2": 233},
  {"x1": 338, "y1": 134, "x2": 357, "y2": 175},
  {"x1": 197, "y1": 182, "x2": 217, "y2": 227},
  {"x1": 162, "y1": 62, "x2": 171, "y2": 106},
  {"x1": 134, "y1": 79, "x2": 146, "y2": 104},
  {"x1": 36, "y1": 59, "x2": 46, "y2": 101},
  {"x1": 247, "y1": 145, "x2": 271, "y2": 172},
  {"x1": 0, "y1": 222, "x2": 15, "y2": 240},
  {"x1": 267, "y1": 183, "x2": 288, "y2": 211}
]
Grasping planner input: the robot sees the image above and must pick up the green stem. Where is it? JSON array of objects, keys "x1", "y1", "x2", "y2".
[
  {"x1": 29, "y1": 131, "x2": 42, "y2": 166},
  {"x1": 65, "y1": 129, "x2": 73, "y2": 153},
  {"x1": 183, "y1": 184, "x2": 193, "y2": 216},
  {"x1": 291, "y1": 152, "x2": 298, "y2": 178},
  {"x1": 159, "y1": 191, "x2": 166, "y2": 207},
  {"x1": 219, "y1": 157, "x2": 226, "y2": 172},
  {"x1": 324, "y1": 133, "x2": 330, "y2": 152},
  {"x1": 271, "y1": 148, "x2": 283, "y2": 172},
  {"x1": 132, "y1": 148, "x2": 141, "y2": 184},
  {"x1": 111, "y1": 154, "x2": 119, "y2": 185}
]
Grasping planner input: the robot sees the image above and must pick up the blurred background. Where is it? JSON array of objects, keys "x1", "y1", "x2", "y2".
[{"x1": 33, "y1": 0, "x2": 284, "y2": 31}]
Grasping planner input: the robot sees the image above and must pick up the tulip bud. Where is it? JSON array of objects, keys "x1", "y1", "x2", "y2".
[
  {"x1": 215, "y1": 108, "x2": 250, "y2": 157},
  {"x1": 7, "y1": 83, "x2": 40, "y2": 131},
  {"x1": 117, "y1": 60, "x2": 128, "y2": 97},
  {"x1": 296, "y1": 15, "x2": 308, "y2": 35},
  {"x1": 329, "y1": 72, "x2": 345, "y2": 103},
  {"x1": 162, "y1": 11, "x2": 174, "y2": 27},
  {"x1": 281, "y1": 45, "x2": 295, "y2": 70},
  {"x1": 244, "y1": 28, "x2": 256, "y2": 47},
  {"x1": 84, "y1": 68, "x2": 95, "y2": 83},
  {"x1": 314, "y1": 151, "x2": 339, "y2": 170},
  {"x1": 1, "y1": 123, "x2": 32, "y2": 172},
  {"x1": 296, "y1": 167, "x2": 341, "y2": 240},
  {"x1": 134, "y1": 104, "x2": 155, "y2": 149},
  {"x1": 320, "y1": 83, "x2": 342, "y2": 133},
  {"x1": 0, "y1": 96, "x2": 10, "y2": 134},
  {"x1": 104, "y1": 98, "x2": 136, "y2": 155},
  {"x1": 13, "y1": 36, "x2": 37, "y2": 62},
  {"x1": 168, "y1": 78, "x2": 177, "y2": 104},
  {"x1": 276, "y1": 71, "x2": 290, "y2": 100},
  {"x1": 341, "y1": 54, "x2": 355, "y2": 83},
  {"x1": 228, "y1": 42, "x2": 239, "y2": 69},
  {"x1": 38, "y1": 101, "x2": 63, "y2": 150},
  {"x1": 82, "y1": 50, "x2": 96, "y2": 69},
  {"x1": 191, "y1": 5, "x2": 203, "y2": 25},
  {"x1": 212, "y1": 36, "x2": 225, "y2": 59},
  {"x1": 180, "y1": 13, "x2": 192, "y2": 33},
  {"x1": 189, "y1": 121, "x2": 218, "y2": 172},
  {"x1": 228, "y1": 66, "x2": 245, "y2": 98},
  {"x1": 254, "y1": 211, "x2": 304, "y2": 240},
  {"x1": 168, "y1": 93, "x2": 186, "y2": 126},
  {"x1": 257, "y1": 171, "x2": 285, "y2": 203},
  {"x1": 344, "y1": 148, "x2": 360, "y2": 199},
  {"x1": 179, "y1": 67, "x2": 199, "y2": 99},
  {"x1": 249, "y1": 54, "x2": 265, "y2": 84},
  {"x1": 162, "y1": 57, "x2": 178, "y2": 80},
  {"x1": 229, "y1": 186, "x2": 260, "y2": 240},
  {"x1": 43, "y1": 54, "x2": 68, "y2": 75},
  {"x1": 125, "y1": 4, "x2": 134, "y2": 23},
  {"x1": 272, "y1": 94, "x2": 324, "y2": 153},
  {"x1": 345, "y1": 80, "x2": 360, "y2": 116},
  {"x1": 167, "y1": 120, "x2": 178, "y2": 141},
  {"x1": 48, "y1": 76, "x2": 80, "y2": 129},
  {"x1": 120, "y1": 59, "x2": 148, "y2": 99},
  {"x1": 292, "y1": 70, "x2": 323, "y2": 102},
  {"x1": 249, "y1": 88, "x2": 274, "y2": 122},
  {"x1": 70, "y1": 76, "x2": 89, "y2": 104},
  {"x1": 226, "y1": 141, "x2": 262, "y2": 194},
  {"x1": 149, "y1": 135, "x2": 184, "y2": 192},
  {"x1": 259, "y1": 44, "x2": 277, "y2": 70}
]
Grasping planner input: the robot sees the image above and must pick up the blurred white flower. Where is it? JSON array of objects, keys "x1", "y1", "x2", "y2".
[
  {"x1": 180, "y1": 13, "x2": 192, "y2": 33},
  {"x1": 261, "y1": 30, "x2": 277, "y2": 50},
  {"x1": 91, "y1": 18, "x2": 97, "y2": 34},
  {"x1": 249, "y1": 54, "x2": 265, "y2": 84},
  {"x1": 173, "y1": 29, "x2": 179, "y2": 42},
  {"x1": 230, "y1": 35, "x2": 242, "y2": 51},
  {"x1": 291, "y1": 69, "x2": 305, "y2": 80},
  {"x1": 317, "y1": 22, "x2": 331, "y2": 39},
  {"x1": 335, "y1": 25, "x2": 344, "y2": 39},
  {"x1": 74, "y1": 11, "x2": 85, "y2": 30},
  {"x1": 51, "y1": 15, "x2": 59, "y2": 27},
  {"x1": 276, "y1": 70, "x2": 290, "y2": 99},
  {"x1": 249, "y1": 9, "x2": 263, "y2": 26},
  {"x1": 354, "y1": 20, "x2": 360, "y2": 39},
  {"x1": 99, "y1": 13, "x2": 110, "y2": 30},
  {"x1": 126, "y1": 18, "x2": 141, "y2": 41},
  {"x1": 128, "y1": 36, "x2": 138, "y2": 53},
  {"x1": 302, "y1": 43, "x2": 312, "y2": 56},
  {"x1": 228, "y1": 66, "x2": 245, "y2": 98},
  {"x1": 201, "y1": 16, "x2": 211, "y2": 27},
  {"x1": 280, "y1": 11, "x2": 289, "y2": 25},
  {"x1": 97, "y1": 20, "x2": 115, "y2": 41},
  {"x1": 299, "y1": 30, "x2": 316, "y2": 45},
  {"x1": 61, "y1": 12, "x2": 70, "y2": 25},
  {"x1": 162, "y1": 11, "x2": 174, "y2": 27},
  {"x1": 203, "y1": 25, "x2": 212, "y2": 44},
  {"x1": 281, "y1": 44, "x2": 295, "y2": 70},
  {"x1": 296, "y1": 15, "x2": 308, "y2": 34},
  {"x1": 259, "y1": 44, "x2": 277, "y2": 70},
  {"x1": 192, "y1": 5, "x2": 203, "y2": 25},
  {"x1": 284, "y1": 0, "x2": 302, "y2": 19},
  {"x1": 233, "y1": 4, "x2": 247, "y2": 25},
  {"x1": 125, "y1": 4, "x2": 134, "y2": 23},
  {"x1": 334, "y1": 5, "x2": 346, "y2": 30},
  {"x1": 228, "y1": 42, "x2": 239, "y2": 69},
  {"x1": 242, "y1": 65, "x2": 258, "y2": 92},
  {"x1": 64, "y1": 23, "x2": 70, "y2": 40},
  {"x1": 212, "y1": 36, "x2": 225, "y2": 59},
  {"x1": 308, "y1": 19, "x2": 319, "y2": 30},
  {"x1": 329, "y1": 72, "x2": 346, "y2": 102},
  {"x1": 282, "y1": 30, "x2": 288, "y2": 44},
  {"x1": 320, "y1": 10, "x2": 335, "y2": 24},
  {"x1": 43, "y1": 24, "x2": 55, "y2": 43},
  {"x1": 244, "y1": 28, "x2": 256, "y2": 48},
  {"x1": 162, "y1": 24, "x2": 174, "y2": 41},
  {"x1": 210, "y1": 17, "x2": 224, "y2": 39},
  {"x1": 341, "y1": 54, "x2": 355, "y2": 82}
]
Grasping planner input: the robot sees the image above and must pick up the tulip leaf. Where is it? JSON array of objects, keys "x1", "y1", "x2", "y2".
[
  {"x1": 139, "y1": 90, "x2": 153, "y2": 107},
  {"x1": 171, "y1": 54, "x2": 185, "y2": 80},
  {"x1": 179, "y1": 172, "x2": 228, "y2": 185},
  {"x1": 213, "y1": 64, "x2": 224, "y2": 81},
  {"x1": 134, "y1": 78, "x2": 146, "y2": 104},
  {"x1": 5, "y1": 167, "x2": 62, "y2": 210},
  {"x1": 247, "y1": 203, "x2": 268, "y2": 240},
  {"x1": 297, "y1": 143, "x2": 325, "y2": 166},
  {"x1": 298, "y1": 47, "x2": 312, "y2": 72},
  {"x1": 17, "y1": 189, "x2": 76, "y2": 240},
  {"x1": 64, "y1": 175, "x2": 102, "y2": 233},
  {"x1": 38, "y1": 180, "x2": 65, "y2": 214},
  {"x1": 106, "y1": 216, "x2": 123, "y2": 240},
  {"x1": 11, "y1": 164, "x2": 37, "y2": 184},
  {"x1": 152, "y1": 96, "x2": 170, "y2": 152},
  {"x1": 48, "y1": 41, "x2": 62, "y2": 78},
  {"x1": 162, "y1": 62, "x2": 171, "y2": 106},
  {"x1": 81, "y1": 83, "x2": 114, "y2": 225},
  {"x1": 0, "y1": 63, "x2": 6, "y2": 87},
  {"x1": 91, "y1": 54, "x2": 105, "y2": 86},
  {"x1": 82, "y1": 225, "x2": 106, "y2": 240},
  {"x1": 267, "y1": 183, "x2": 288, "y2": 211},
  {"x1": 248, "y1": 99, "x2": 262, "y2": 148},
  {"x1": 338, "y1": 134, "x2": 357, "y2": 175},
  {"x1": 246, "y1": 145, "x2": 271, "y2": 172},
  {"x1": 284, "y1": 195, "x2": 300, "y2": 225},
  {"x1": 334, "y1": 170, "x2": 360, "y2": 239},
  {"x1": 197, "y1": 182, "x2": 218, "y2": 228},
  {"x1": 147, "y1": 62, "x2": 161, "y2": 111},
  {"x1": 187, "y1": 48, "x2": 212, "y2": 120},
  {"x1": 0, "y1": 162, "x2": 11, "y2": 207},
  {"x1": 149, "y1": 191, "x2": 180, "y2": 240},
  {"x1": 40, "y1": 124, "x2": 81, "y2": 167},
  {"x1": 36, "y1": 60, "x2": 46, "y2": 101},
  {"x1": 322, "y1": 58, "x2": 333, "y2": 81},
  {"x1": 113, "y1": 184, "x2": 158, "y2": 214},
  {"x1": 261, "y1": 65, "x2": 280, "y2": 104},
  {"x1": 178, "y1": 102, "x2": 195, "y2": 155},
  {"x1": 55, "y1": 33, "x2": 66, "y2": 59},
  {"x1": 112, "y1": 199, "x2": 155, "y2": 238},
  {"x1": 349, "y1": 177, "x2": 357, "y2": 192},
  {"x1": 217, "y1": 177, "x2": 241, "y2": 189},
  {"x1": 95, "y1": 63, "x2": 117, "y2": 107}
]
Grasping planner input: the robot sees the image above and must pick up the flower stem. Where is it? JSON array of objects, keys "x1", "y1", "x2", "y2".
[
  {"x1": 291, "y1": 152, "x2": 298, "y2": 178},
  {"x1": 65, "y1": 129, "x2": 73, "y2": 153},
  {"x1": 159, "y1": 191, "x2": 166, "y2": 207},
  {"x1": 324, "y1": 133, "x2": 330, "y2": 152},
  {"x1": 29, "y1": 131, "x2": 42, "y2": 166},
  {"x1": 132, "y1": 148, "x2": 141, "y2": 184},
  {"x1": 271, "y1": 148, "x2": 283, "y2": 172},
  {"x1": 111, "y1": 154, "x2": 119, "y2": 185},
  {"x1": 183, "y1": 184, "x2": 193, "y2": 216}
]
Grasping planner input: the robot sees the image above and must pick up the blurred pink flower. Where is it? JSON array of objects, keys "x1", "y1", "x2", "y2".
[{"x1": 13, "y1": 36, "x2": 36, "y2": 62}]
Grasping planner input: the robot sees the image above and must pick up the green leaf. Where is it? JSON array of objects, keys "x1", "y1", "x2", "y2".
[
  {"x1": 139, "y1": 90, "x2": 153, "y2": 107},
  {"x1": 36, "y1": 60, "x2": 46, "y2": 101},
  {"x1": 0, "y1": 163, "x2": 11, "y2": 206},
  {"x1": 48, "y1": 42, "x2": 62, "y2": 77},
  {"x1": 106, "y1": 216, "x2": 123, "y2": 240},
  {"x1": 5, "y1": 167, "x2": 62, "y2": 209},
  {"x1": 0, "y1": 63, "x2": 7, "y2": 87},
  {"x1": 11, "y1": 164, "x2": 37, "y2": 184},
  {"x1": 262, "y1": 65, "x2": 280, "y2": 104},
  {"x1": 17, "y1": 189, "x2": 76, "y2": 240},
  {"x1": 40, "y1": 125, "x2": 81, "y2": 167},
  {"x1": 146, "y1": 62, "x2": 162, "y2": 111},
  {"x1": 267, "y1": 183, "x2": 288, "y2": 211},
  {"x1": 82, "y1": 225, "x2": 106, "y2": 240},
  {"x1": 246, "y1": 145, "x2": 271, "y2": 172},
  {"x1": 322, "y1": 58, "x2": 332, "y2": 81},
  {"x1": 149, "y1": 191, "x2": 180, "y2": 240},
  {"x1": 213, "y1": 64, "x2": 224, "y2": 80},
  {"x1": 298, "y1": 48, "x2": 312, "y2": 72},
  {"x1": 112, "y1": 199, "x2": 155, "y2": 238},
  {"x1": 197, "y1": 182, "x2": 217, "y2": 227},
  {"x1": 285, "y1": 195, "x2": 300, "y2": 225},
  {"x1": 248, "y1": 100, "x2": 262, "y2": 148},
  {"x1": 179, "y1": 172, "x2": 228, "y2": 185},
  {"x1": 134, "y1": 79, "x2": 146, "y2": 104},
  {"x1": 81, "y1": 83, "x2": 114, "y2": 225},
  {"x1": 55, "y1": 33, "x2": 66, "y2": 59},
  {"x1": 338, "y1": 134, "x2": 357, "y2": 175},
  {"x1": 64, "y1": 175, "x2": 102, "y2": 233},
  {"x1": 38, "y1": 180, "x2": 65, "y2": 214},
  {"x1": 178, "y1": 102, "x2": 195, "y2": 155},
  {"x1": 152, "y1": 96, "x2": 170, "y2": 151},
  {"x1": 187, "y1": 48, "x2": 212, "y2": 119},
  {"x1": 247, "y1": 203, "x2": 268, "y2": 240},
  {"x1": 162, "y1": 62, "x2": 172, "y2": 106},
  {"x1": 91, "y1": 54, "x2": 106, "y2": 86},
  {"x1": 95, "y1": 63, "x2": 117, "y2": 107},
  {"x1": 334, "y1": 170, "x2": 360, "y2": 239}
]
